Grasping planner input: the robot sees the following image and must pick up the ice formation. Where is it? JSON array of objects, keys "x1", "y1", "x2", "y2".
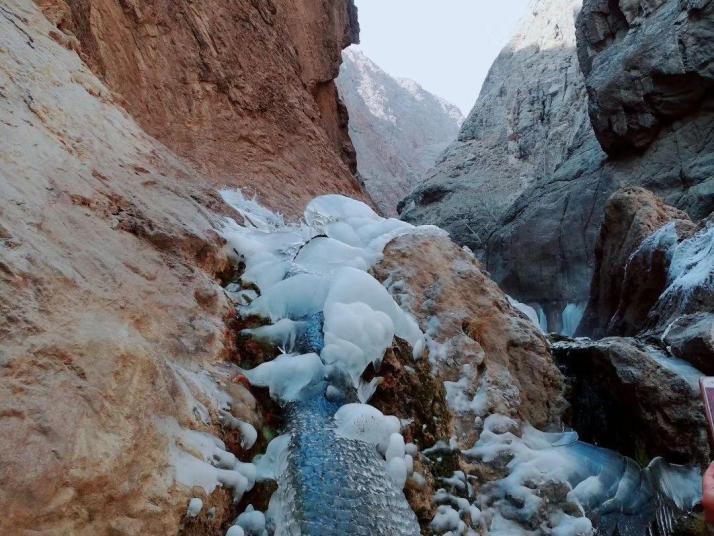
[
  {"x1": 560, "y1": 302, "x2": 585, "y2": 337},
  {"x1": 186, "y1": 497, "x2": 203, "y2": 518},
  {"x1": 220, "y1": 192, "x2": 432, "y2": 534},
  {"x1": 658, "y1": 220, "x2": 714, "y2": 313},
  {"x1": 464, "y1": 415, "x2": 702, "y2": 535},
  {"x1": 162, "y1": 417, "x2": 257, "y2": 502},
  {"x1": 216, "y1": 190, "x2": 703, "y2": 535}
]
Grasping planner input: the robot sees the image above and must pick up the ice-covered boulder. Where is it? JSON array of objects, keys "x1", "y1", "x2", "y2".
[{"x1": 579, "y1": 187, "x2": 694, "y2": 337}]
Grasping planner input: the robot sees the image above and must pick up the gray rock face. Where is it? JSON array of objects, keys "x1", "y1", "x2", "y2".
[
  {"x1": 401, "y1": 0, "x2": 590, "y2": 261},
  {"x1": 401, "y1": 0, "x2": 714, "y2": 326},
  {"x1": 576, "y1": 0, "x2": 714, "y2": 155},
  {"x1": 336, "y1": 47, "x2": 463, "y2": 216}
]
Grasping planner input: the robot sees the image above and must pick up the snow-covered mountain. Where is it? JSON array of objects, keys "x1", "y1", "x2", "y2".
[{"x1": 337, "y1": 47, "x2": 463, "y2": 215}]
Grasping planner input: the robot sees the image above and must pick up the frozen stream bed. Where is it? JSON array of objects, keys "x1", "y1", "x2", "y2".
[{"x1": 215, "y1": 192, "x2": 702, "y2": 535}]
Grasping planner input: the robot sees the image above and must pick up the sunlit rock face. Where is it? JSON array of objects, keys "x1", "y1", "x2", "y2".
[
  {"x1": 0, "y1": 0, "x2": 367, "y2": 533},
  {"x1": 401, "y1": 0, "x2": 589, "y2": 262},
  {"x1": 337, "y1": 47, "x2": 463, "y2": 216},
  {"x1": 33, "y1": 0, "x2": 368, "y2": 217}
]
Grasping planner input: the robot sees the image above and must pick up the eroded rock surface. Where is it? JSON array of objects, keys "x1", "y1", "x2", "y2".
[
  {"x1": 34, "y1": 0, "x2": 367, "y2": 217},
  {"x1": 401, "y1": 0, "x2": 589, "y2": 262},
  {"x1": 554, "y1": 337, "x2": 708, "y2": 466},
  {"x1": 373, "y1": 233, "x2": 567, "y2": 443}
]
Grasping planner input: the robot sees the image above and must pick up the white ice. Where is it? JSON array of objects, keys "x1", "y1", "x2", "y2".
[{"x1": 241, "y1": 353, "x2": 326, "y2": 402}]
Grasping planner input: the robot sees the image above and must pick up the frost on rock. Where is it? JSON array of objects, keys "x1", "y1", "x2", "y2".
[{"x1": 655, "y1": 221, "x2": 714, "y2": 316}]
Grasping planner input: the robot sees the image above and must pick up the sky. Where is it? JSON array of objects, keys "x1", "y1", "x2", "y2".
[{"x1": 353, "y1": 0, "x2": 531, "y2": 115}]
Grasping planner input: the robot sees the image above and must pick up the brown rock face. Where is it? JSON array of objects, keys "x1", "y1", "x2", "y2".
[
  {"x1": 0, "y1": 0, "x2": 364, "y2": 533},
  {"x1": 554, "y1": 337, "x2": 709, "y2": 466},
  {"x1": 373, "y1": 233, "x2": 566, "y2": 442},
  {"x1": 34, "y1": 0, "x2": 366, "y2": 217},
  {"x1": 579, "y1": 187, "x2": 692, "y2": 337}
]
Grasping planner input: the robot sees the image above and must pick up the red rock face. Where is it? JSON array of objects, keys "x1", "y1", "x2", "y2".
[{"x1": 35, "y1": 0, "x2": 366, "y2": 217}]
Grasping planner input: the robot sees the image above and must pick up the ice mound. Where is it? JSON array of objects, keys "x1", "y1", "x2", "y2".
[
  {"x1": 322, "y1": 301, "x2": 394, "y2": 386},
  {"x1": 334, "y1": 403, "x2": 401, "y2": 447},
  {"x1": 220, "y1": 191, "x2": 428, "y2": 393},
  {"x1": 242, "y1": 353, "x2": 326, "y2": 402}
]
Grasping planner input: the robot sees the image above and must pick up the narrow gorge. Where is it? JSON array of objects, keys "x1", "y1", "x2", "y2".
[{"x1": 1, "y1": 1, "x2": 712, "y2": 535}]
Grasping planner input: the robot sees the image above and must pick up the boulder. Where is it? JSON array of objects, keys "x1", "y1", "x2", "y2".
[
  {"x1": 554, "y1": 337, "x2": 709, "y2": 465},
  {"x1": 372, "y1": 233, "x2": 567, "y2": 443},
  {"x1": 664, "y1": 313, "x2": 714, "y2": 375}
]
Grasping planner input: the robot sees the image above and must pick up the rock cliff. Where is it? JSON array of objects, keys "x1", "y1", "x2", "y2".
[
  {"x1": 337, "y1": 47, "x2": 463, "y2": 216},
  {"x1": 400, "y1": 0, "x2": 590, "y2": 265},
  {"x1": 0, "y1": 0, "x2": 363, "y2": 533},
  {"x1": 401, "y1": 0, "x2": 714, "y2": 331}
]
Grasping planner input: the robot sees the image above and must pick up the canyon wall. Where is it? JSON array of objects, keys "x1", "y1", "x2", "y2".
[
  {"x1": 35, "y1": 0, "x2": 367, "y2": 217},
  {"x1": 401, "y1": 0, "x2": 714, "y2": 331},
  {"x1": 337, "y1": 47, "x2": 463, "y2": 216},
  {"x1": 400, "y1": 0, "x2": 590, "y2": 275},
  {"x1": 0, "y1": 0, "x2": 363, "y2": 533}
]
